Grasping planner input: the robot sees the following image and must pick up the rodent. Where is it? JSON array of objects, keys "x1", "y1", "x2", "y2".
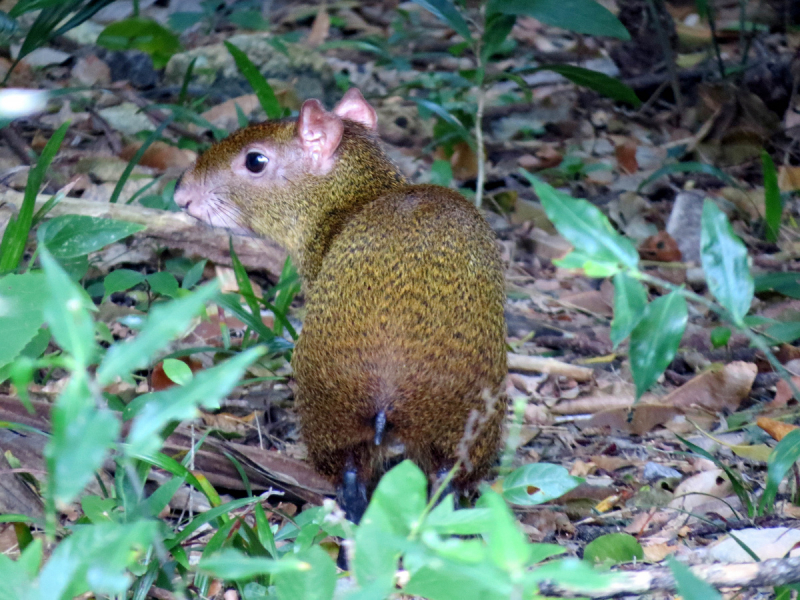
[{"x1": 174, "y1": 88, "x2": 507, "y2": 524}]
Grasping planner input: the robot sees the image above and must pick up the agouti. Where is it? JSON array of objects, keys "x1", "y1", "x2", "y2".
[{"x1": 174, "y1": 89, "x2": 507, "y2": 523}]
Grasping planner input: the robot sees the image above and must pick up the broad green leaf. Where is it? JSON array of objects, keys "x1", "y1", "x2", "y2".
[
  {"x1": 629, "y1": 291, "x2": 687, "y2": 398},
  {"x1": 354, "y1": 460, "x2": 427, "y2": 592},
  {"x1": 96, "y1": 281, "x2": 219, "y2": 385},
  {"x1": 40, "y1": 249, "x2": 96, "y2": 368},
  {"x1": 36, "y1": 521, "x2": 158, "y2": 600},
  {"x1": 0, "y1": 122, "x2": 68, "y2": 275},
  {"x1": 161, "y1": 358, "x2": 193, "y2": 385},
  {"x1": 583, "y1": 533, "x2": 643, "y2": 566},
  {"x1": 0, "y1": 546, "x2": 36, "y2": 600},
  {"x1": 526, "y1": 558, "x2": 617, "y2": 592},
  {"x1": 481, "y1": 489, "x2": 530, "y2": 573},
  {"x1": 523, "y1": 172, "x2": 639, "y2": 270},
  {"x1": 764, "y1": 320, "x2": 800, "y2": 344},
  {"x1": 0, "y1": 273, "x2": 47, "y2": 369},
  {"x1": 425, "y1": 501, "x2": 493, "y2": 535},
  {"x1": 760, "y1": 428, "x2": 800, "y2": 513},
  {"x1": 146, "y1": 271, "x2": 179, "y2": 298},
  {"x1": 199, "y1": 549, "x2": 304, "y2": 579},
  {"x1": 502, "y1": 463, "x2": 583, "y2": 506},
  {"x1": 536, "y1": 64, "x2": 640, "y2": 106},
  {"x1": 274, "y1": 546, "x2": 336, "y2": 600},
  {"x1": 47, "y1": 376, "x2": 120, "y2": 504},
  {"x1": 610, "y1": 272, "x2": 648, "y2": 348},
  {"x1": 225, "y1": 42, "x2": 282, "y2": 119},
  {"x1": 103, "y1": 269, "x2": 145, "y2": 300},
  {"x1": 412, "y1": 0, "x2": 473, "y2": 42},
  {"x1": 482, "y1": 13, "x2": 516, "y2": 62},
  {"x1": 39, "y1": 215, "x2": 146, "y2": 259},
  {"x1": 667, "y1": 556, "x2": 722, "y2": 600},
  {"x1": 81, "y1": 496, "x2": 118, "y2": 524},
  {"x1": 710, "y1": 326, "x2": 731, "y2": 348},
  {"x1": 754, "y1": 272, "x2": 800, "y2": 298},
  {"x1": 528, "y1": 543, "x2": 567, "y2": 564},
  {"x1": 96, "y1": 17, "x2": 181, "y2": 68},
  {"x1": 182, "y1": 259, "x2": 207, "y2": 289},
  {"x1": 761, "y1": 150, "x2": 781, "y2": 243},
  {"x1": 126, "y1": 347, "x2": 264, "y2": 456},
  {"x1": 701, "y1": 200, "x2": 753, "y2": 325},
  {"x1": 488, "y1": 0, "x2": 629, "y2": 40},
  {"x1": 404, "y1": 551, "x2": 509, "y2": 600}
]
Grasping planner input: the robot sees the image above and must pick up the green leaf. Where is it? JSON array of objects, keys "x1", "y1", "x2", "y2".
[
  {"x1": 0, "y1": 122, "x2": 68, "y2": 275},
  {"x1": 274, "y1": 546, "x2": 336, "y2": 600},
  {"x1": 103, "y1": 269, "x2": 145, "y2": 301},
  {"x1": 481, "y1": 489, "x2": 530, "y2": 573},
  {"x1": 700, "y1": 200, "x2": 753, "y2": 325},
  {"x1": 638, "y1": 162, "x2": 741, "y2": 191},
  {"x1": 199, "y1": 548, "x2": 305, "y2": 579},
  {"x1": 39, "y1": 215, "x2": 145, "y2": 259},
  {"x1": 47, "y1": 376, "x2": 120, "y2": 504},
  {"x1": 96, "y1": 281, "x2": 219, "y2": 386},
  {"x1": 96, "y1": 17, "x2": 181, "y2": 68},
  {"x1": 488, "y1": 0, "x2": 630, "y2": 40},
  {"x1": 354, "y1": 460, "x2": 427, "y2": 592},
  {"x1": 161, "y1": 357, "x2": 193, "y2": 385},
  {"x1": 610, "y1": 272, "x2": 648, "y2": 348},
  {"x1": 583, "y1": 533, "x2": 643, "y2": 566},
  {"x1": 762, "y1": 151, "x2": 781, "y2": 243},
  {"x1": 754, "y1": 272, "x2": 800, "y2": 298},
  {"x1": 524, "y1": 172, "x2": 639, "y2": 271},
  {"x1": 764, "y1": 320, "x2": 800, "y2": 344},
  {"x1": 81, "y1": 495, "x2": 118, "y2": 524},
  {"x1": 0, "y1": 273, "x2": 47, "y2": 370},
  {"x1": 146, "y1": 271, "x2": 180, "y2": 298},
  {"x1": 760, "y1": 428, "x2": 800, "y2": 513},
  {"x1": 535, "y1": 64, "x2": 640, "y2": 107},
  {"x1": 629, "y1": 291, "x2": 687, "y2": 398},
  {"x1": 482, "y1": 14, "x2": 516, "y2": 62},
  {"x1": 40, "y1": 248, "x2": 96, "y2": 368},
  {"x1": 126, "y1": 347, "x2": 264, "y2": 456},
  {"x1": 182, "y1": 259, "x2": 207, "y2": 290},
  {"x1": 502, "y1": 463, "x2": 583, "y2": 506},
  {"x1": 413, "y1": 98, "x2": 474, "y2": 149},
  {"x1": 526, "y1": 558, "x2": 617, "y2": 592},
  {"x1": 225, "y1": 41, "x2": 282, "y2": 120},
  {"x1": 412, "y1": 0, "x2": 473, "y2": 42},
  {"x1": 710, "y1": 326, "x2": 731, "y2": 348},
  {"x1": 425, "y1": 502, "x2": 493, "y2": 535},
  {"x1": 667, "y1": 556, "x2": 722, "y2": 600},
  {"x1": 36, "y1": 521, "x2": 158, "y2": 599}
]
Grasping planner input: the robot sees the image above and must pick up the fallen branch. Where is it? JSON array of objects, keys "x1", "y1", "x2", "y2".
[
  {"x1": 0, "y1": 189, "x2": 288, "y2": 277},
  {"x1": 508, "y1": 353, "x2": 594, "y2": 382},
  {"x1": 539, "y1": 556, "x2": 800, "y2": 598}
]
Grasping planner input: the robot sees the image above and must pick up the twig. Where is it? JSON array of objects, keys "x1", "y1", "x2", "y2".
[{"x1": 1, "y1": 124, "x2": 32, "y2": 165}]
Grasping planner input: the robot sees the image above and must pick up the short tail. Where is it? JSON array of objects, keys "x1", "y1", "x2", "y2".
[{"x1": 374, "y1": 410, "x2": 387, "y2": 445}]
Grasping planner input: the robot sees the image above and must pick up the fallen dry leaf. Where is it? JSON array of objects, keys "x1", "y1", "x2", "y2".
[
  {"x1": 757, "y1": 416, "x2": 798, "y2": 441},
  {"x1": 662, "y1": 361, "x2": 757, "y2": 412}
]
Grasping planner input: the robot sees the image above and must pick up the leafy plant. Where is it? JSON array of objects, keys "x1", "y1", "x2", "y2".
[
  {"x1": 3, "y1": 0, "x2": 117, "y2": 83},
  {"x1": 96, "y1": 17, "x2": 182, "y2": 69},
  {"x1": 406, "y1": 0, "x2": 638, "y2": 207}
]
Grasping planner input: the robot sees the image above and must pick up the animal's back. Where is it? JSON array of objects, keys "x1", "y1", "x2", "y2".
[{"x1": 293, "y1": 183, "x2": 507, "y2": 488}]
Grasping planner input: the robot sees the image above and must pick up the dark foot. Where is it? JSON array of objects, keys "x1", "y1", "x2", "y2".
[{"x1": 338, "y1": 466, "x2": 368, "y2": 524}]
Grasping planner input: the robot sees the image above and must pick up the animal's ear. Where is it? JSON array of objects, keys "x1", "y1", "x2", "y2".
[
  {"x1": 333, "y1": 88, "x2": 377, "y2": 130},
  {"x1": 298, "y1": 98, "x2": 345, "y2": 167}
]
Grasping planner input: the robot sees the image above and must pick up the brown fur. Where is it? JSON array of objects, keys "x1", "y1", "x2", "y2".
[{"x1": 179, "y1": 114, "x2": 507, "y2": 493}]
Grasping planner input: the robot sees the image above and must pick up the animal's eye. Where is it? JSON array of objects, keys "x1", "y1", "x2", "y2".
[{"x1": 245, "y1": 151, "x2": 268, "y2": 173}]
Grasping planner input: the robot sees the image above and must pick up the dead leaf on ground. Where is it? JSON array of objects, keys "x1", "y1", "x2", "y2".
[
  {"x1": 757, "y1": 416, "x2": 798, "y2": 441},
  {"x1": 662, "y1": 361, "x2": 757, "y2": 412}
]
